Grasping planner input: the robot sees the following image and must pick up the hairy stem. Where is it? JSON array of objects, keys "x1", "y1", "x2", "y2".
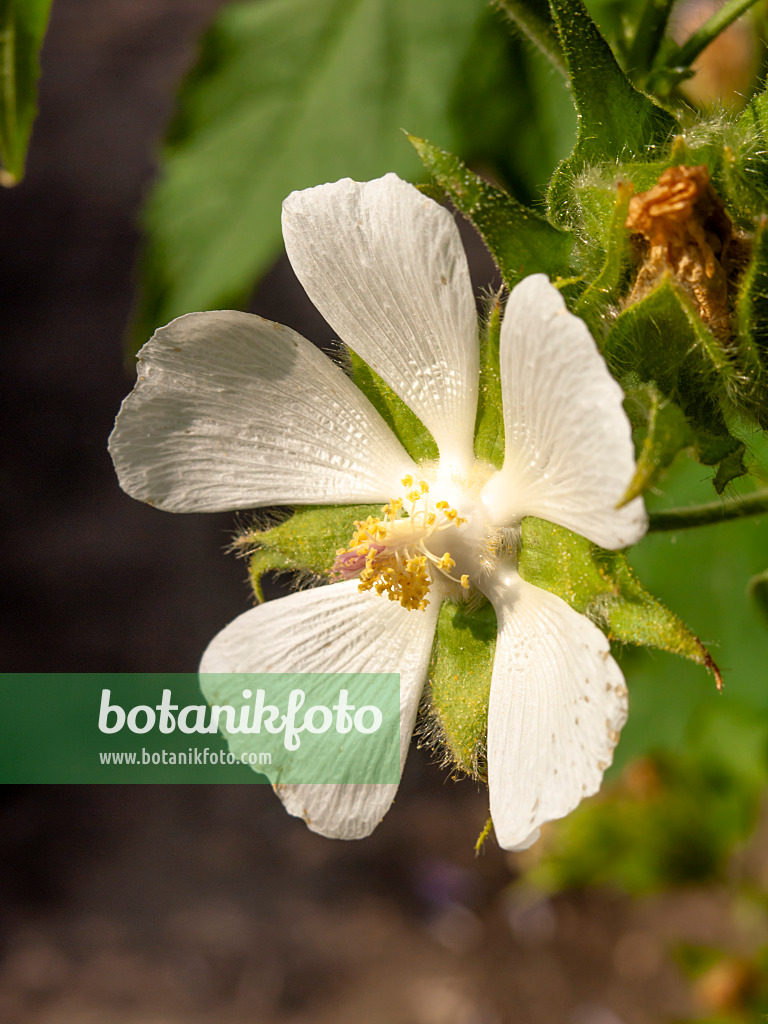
[
  {"x1": 494, "y1": 0, "x2": 567, "y2": 77},
  {"x1": 654, "y1": 0, "x2": 761, "y2": 73},
  {"x1": 627, "y1": 0, "x2": 676, "y2": 77},
  {"x1": 648, "y1": 486, "x2": 768, "y2": 531}
]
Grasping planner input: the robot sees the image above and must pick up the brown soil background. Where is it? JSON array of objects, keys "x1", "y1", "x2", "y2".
[{"x1": 0, "y1": 2, "x2": 754, "y2": 1021}]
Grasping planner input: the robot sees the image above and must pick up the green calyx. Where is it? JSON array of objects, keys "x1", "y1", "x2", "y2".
[
  {"x1": 239, "y1": 504, "x2": 381, "y2": 601},
  {"x1": 423, "y1": 598, "x2": 497, "y2": 780},
  {"x1": 473, "y1": 292, "x2": 505, "y2": 468}
]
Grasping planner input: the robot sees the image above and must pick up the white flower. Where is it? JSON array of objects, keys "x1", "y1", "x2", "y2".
[{"x1": 109, "y1": 173, "x2": 647, "y2": 850}]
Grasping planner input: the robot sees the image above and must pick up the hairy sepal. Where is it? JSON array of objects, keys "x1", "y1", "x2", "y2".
[
  {"x1": 240, "y1": 504, "x2": 381, "y2": 601},
  {"x1": 473, "y1": 293, "x2": 505, "y2": 468},
  {"x1": 424, "y1": 598, "x2": 497, "y2": 780},
  {"x1": 604, "y1": 279, "x2": 746, "y2": 493},
  {"x1": 518, "y1": 517, "x2": 719, "y2": 677}
]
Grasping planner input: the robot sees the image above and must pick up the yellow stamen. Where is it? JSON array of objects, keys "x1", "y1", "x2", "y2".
[{"x1": 333, "y1": 490, "x2": 470, "y2": 612}]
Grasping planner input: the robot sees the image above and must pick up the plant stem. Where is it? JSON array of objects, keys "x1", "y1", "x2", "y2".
[
  {"x1": 648, "y1": 486, "x2": 768, "y2": 532},
  {"x1": 654, "y1": 0, "x2": 761, "y2": 73},
  {"x1": 493, "y1": 0, "x2": 567, "y2": 77},
  {"x1": 627, "y1": 0, "x2": 676, "y2": 77}
]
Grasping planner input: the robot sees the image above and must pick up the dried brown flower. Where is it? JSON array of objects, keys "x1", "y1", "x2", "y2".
[{"x1": 625, "y1": 164, "x2": 736, "y2": 338}]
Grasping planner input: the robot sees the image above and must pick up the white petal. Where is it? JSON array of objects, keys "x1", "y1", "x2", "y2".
[
  {"x1": 484, "y1": 569, "x2": 628, "y2": 851},
  {"x1": 109, "y1": 311, "x2": 414, "y2": 512},
  {"x1": 282, "y1": 174, "x2": 479, "y2": 469},
  {"x1": 200, "y1": 580, "x2": 439, "y2": 839},
  {"x1": 485, "y1": 275, "x2": 647, "y2": 549}
]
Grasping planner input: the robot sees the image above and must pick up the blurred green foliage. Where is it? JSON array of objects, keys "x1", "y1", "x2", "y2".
[
  {"x1": 135, "y1": 0, "x2": 580, "y2": 344},
  {"x1": 621, "y1": 442, "x2": 768, "y2": 772},
  {"x1": 0, "y1": 0, "x2": 52, "y2": 184}
]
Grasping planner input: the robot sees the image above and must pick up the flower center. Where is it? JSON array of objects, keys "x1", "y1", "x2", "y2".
[{"x1": 333, "y1": 473, "x2": 496, "y2": 611}]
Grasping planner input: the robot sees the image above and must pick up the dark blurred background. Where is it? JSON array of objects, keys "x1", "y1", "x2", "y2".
[{"x1": 0, "y1": 2, "x2": 758, "y2": 1021}]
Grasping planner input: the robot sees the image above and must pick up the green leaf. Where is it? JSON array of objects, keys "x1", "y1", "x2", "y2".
[
  {"x1": 729, "y1": 87, "x2": 768, "y2": 210},
  {"x1": 604, "y1": 278, "x2": 746, "y2": 491},
  {"x1": 0, "y1": 0, "x2": 52, "y2": 184},
  {"x1": 134, "y1": 0, "x2": 487, "y2": 342},
  {"x1": 622, "y1": 382, "x2": 748, "y2": 502},
  {"x1": 410, "y1": 135, "x2": 574, "y2": 287},
  {"x1": 425, "y1": 598, "x2": 497, "y2": 779},
  {"x1": 518, "y1": 517, "x2": 719, "y2": 679},
  {"x1": 736, "y1": 214, "x2": 768, "y2": 359},
  {"x1": 347, "y1": 349, "x2": 439, "y2": 464},
  {"x1": 546, "y1": 0, "x2": 678, "y2": 222}
]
